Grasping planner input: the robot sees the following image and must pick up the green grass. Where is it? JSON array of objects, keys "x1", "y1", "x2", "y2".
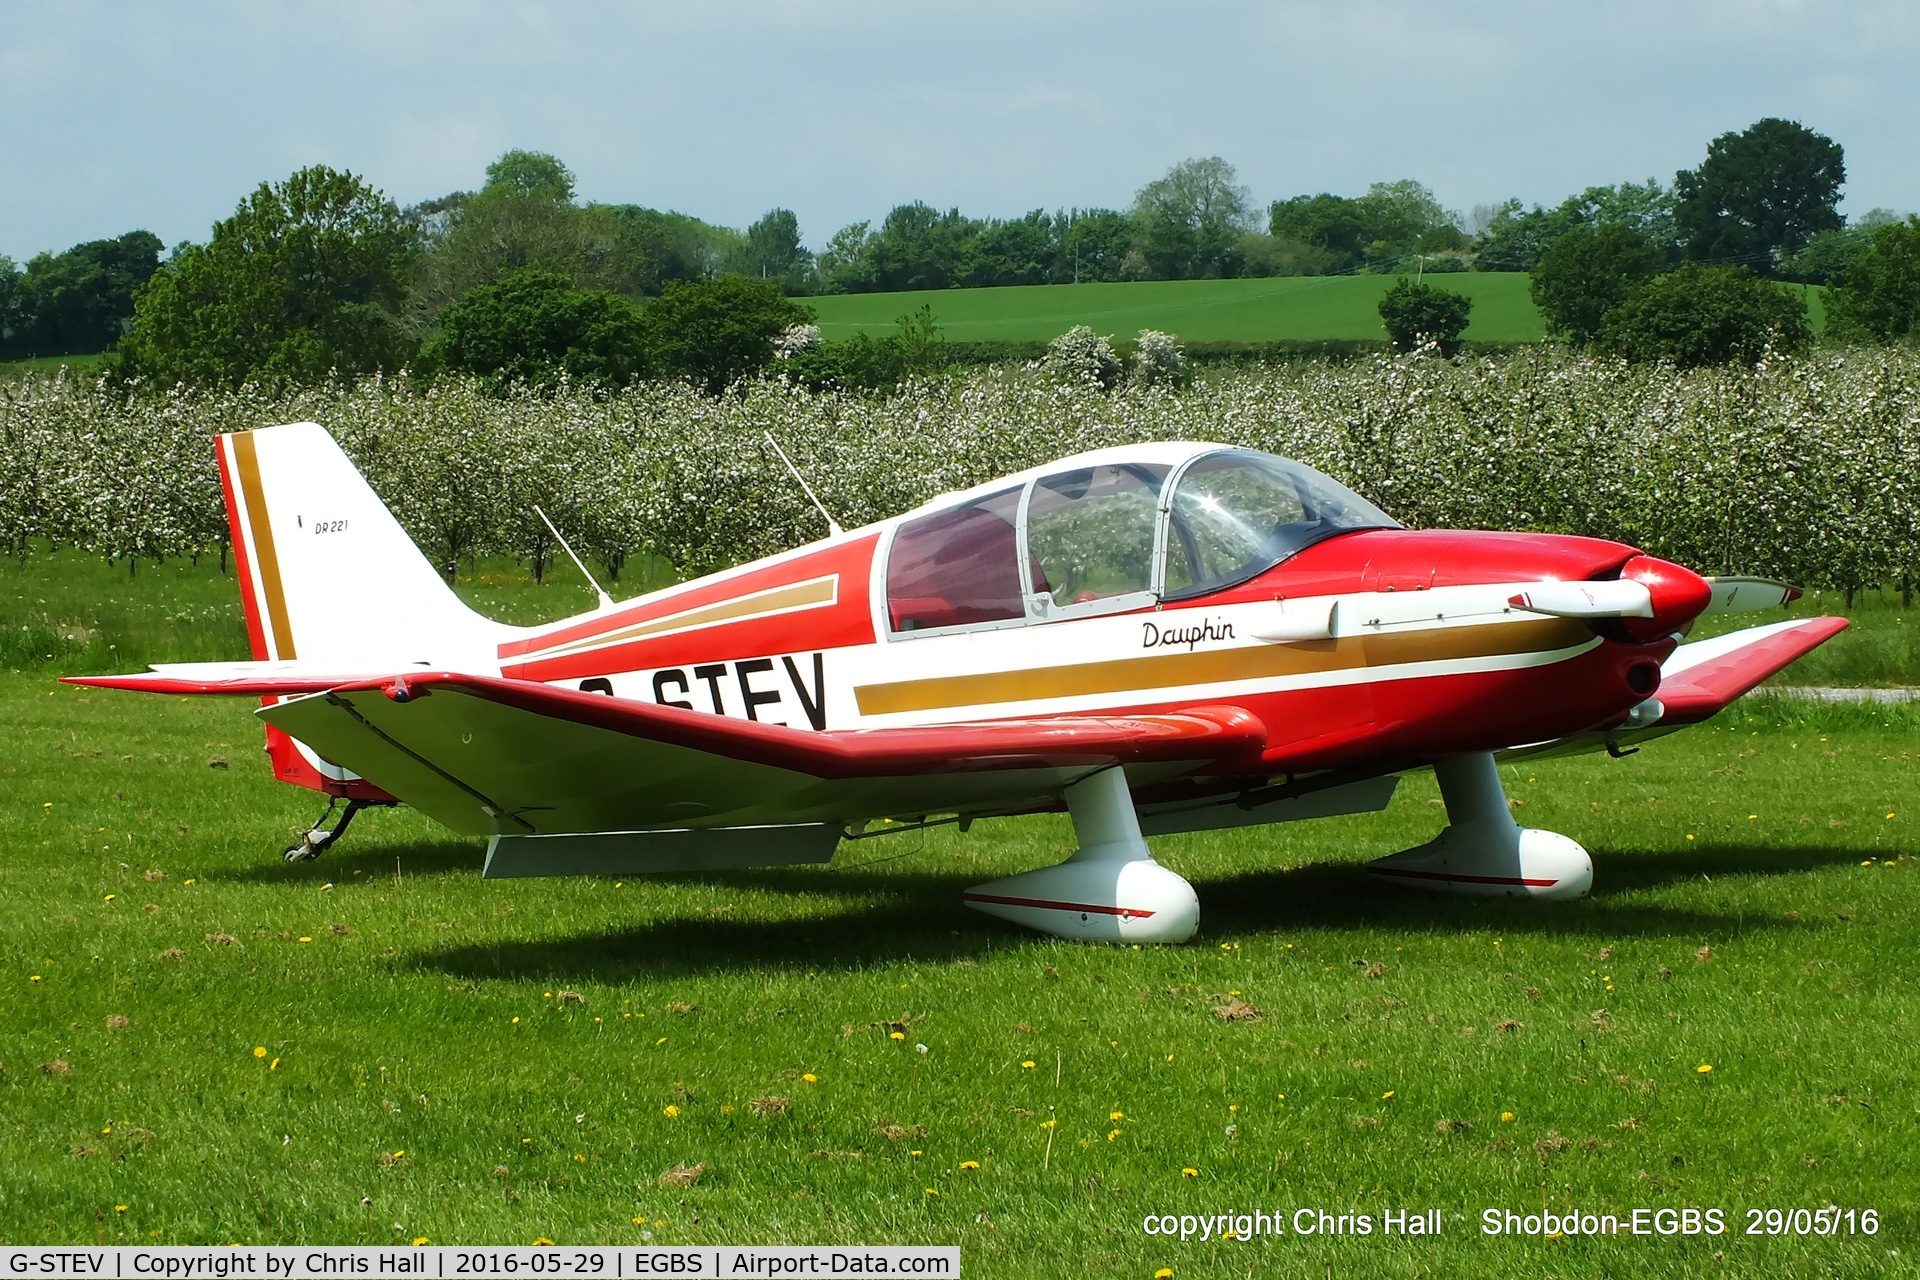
[
  {"x1": 802, "y1": 276, "x2": 1551, "y2": 346},
  {"x1": 1, "y1": 352, "x2": 109, "y2": 382},
  {"x1": 4, "y1": 553, "x2": 1918, "y2": 1273}
]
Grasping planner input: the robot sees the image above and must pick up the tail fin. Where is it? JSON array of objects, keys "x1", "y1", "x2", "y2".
[{"x1": 216, "y1": 422, "x2": 512, "y2": 669}]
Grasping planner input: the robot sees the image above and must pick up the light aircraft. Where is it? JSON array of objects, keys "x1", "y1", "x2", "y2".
[{"x1": 73, "y1": 422, "x2": 1846, "y2": 943}]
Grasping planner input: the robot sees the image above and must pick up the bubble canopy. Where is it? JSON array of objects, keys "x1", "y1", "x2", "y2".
[{"x1": 884, "y1": 445, "x2": 1398, "y2": 634}]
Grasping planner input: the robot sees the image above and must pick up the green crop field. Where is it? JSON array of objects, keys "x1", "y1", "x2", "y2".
[
  {"x1": 802, "y1": 275, "x2": 1547, "y2": 347},
  {"x1": 803, "y1": 276, "x2": 1831, "y2": 350},
  {"x1": 3, "y1": 553, "x2": 1915, "y2": 1274}
]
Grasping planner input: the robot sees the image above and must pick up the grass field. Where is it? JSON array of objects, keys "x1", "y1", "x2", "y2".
[
  {"x1": 802, "y1": 277, "x2": 1831, "y2": 349},
  {"x1": 3, "y1": 553, "x2": 1915, "y2": 1273},
  {"x1": 0, "y1": 352, "x2": 108, "y2": 382}
]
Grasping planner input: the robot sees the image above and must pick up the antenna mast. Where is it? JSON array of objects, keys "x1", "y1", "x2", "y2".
[
  {"x1": 533, "y1": 505, "x2": 616, "y2": 610},
  {"x1": 764, "y1": 433, "x2": 844, "y2": 537}
]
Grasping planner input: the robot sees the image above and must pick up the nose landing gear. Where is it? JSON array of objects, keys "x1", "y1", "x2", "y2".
[{"x1": 1367, "y1": 752, "x2": 1592, "y2": 899}]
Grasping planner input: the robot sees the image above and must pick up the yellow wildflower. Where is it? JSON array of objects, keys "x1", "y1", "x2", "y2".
[
  {"x1": 663, "y1": 1105, "x2": 681, "y2": 1118},
  {"x1": 1180, "y1": 1168, "x2": 1198, "y2": 1178},
  {"x1": 253, "y1": 1047, "x2": 266, "y2": 1058},
  {"x1": 1021, "y1": 1061, "x2": 1035, "y2": 1069},
  {"x1": 1500, "y1": 1112, "x2": 1515, "y2": 1122},
  {"x1": 924, "y1": 1188, "x2": 938, "y2": 1196},
  {"x1": 891, "y1": 1031, "x2": 905, "y2": 1040},
  {"x1": 1697, "y1": 1064, "x2": 1714, "y2": 1074},
  {"x1": 959, "y1": 1160, "x2": 979, "y2": 1170},
  {"x1": 1110, "y1": 1111, "x2": 1124, "y2": 1121},
  {"x1": 802, "y1": 1073, "x2": 818, "y2": 1083}
]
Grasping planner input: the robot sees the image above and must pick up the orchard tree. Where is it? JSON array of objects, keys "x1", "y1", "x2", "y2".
[
  {"x1": 113, "y1": 166, "x2": 413, "y2": 387},
  {"x1": 1675, "y1": 118, "x2": 1845, "y2": 269},
  {"x1": 1531, "y1": 223, "x2": 1667, "y2": 343}
]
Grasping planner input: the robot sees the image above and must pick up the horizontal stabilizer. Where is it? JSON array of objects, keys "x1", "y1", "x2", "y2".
[{"x1": 65, "y1": 660, "x2": 425, "y2": 697}]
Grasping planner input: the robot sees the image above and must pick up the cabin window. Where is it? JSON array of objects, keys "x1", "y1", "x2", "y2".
[
  {"x1": 886, "y1": 487, "x2": 1028, "y2": 632},
  {"x1": 1163, "y1": 451, "x2": 1399, "y2": 597},
  {"x1": 1025, "y1": 463, "x2": 1168, "y2": 608}
]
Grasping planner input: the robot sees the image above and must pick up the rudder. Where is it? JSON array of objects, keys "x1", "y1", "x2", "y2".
[{"x1": 217, "y1": 422, "x2": 512, "y2": 668}]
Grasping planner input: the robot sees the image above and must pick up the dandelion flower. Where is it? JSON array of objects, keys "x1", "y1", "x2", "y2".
[
  {"x1": 721, "y1": 1105, "x2": 732, "y2": 1115},
  {"x1": 1181, "y1": 1168, "x2": 1198, "y2": 1178},
  {"x1": 253, "y1": 1047, "x2": 266, "y2": 1058},
  {"x1": 924, "y1": 1188, "x2": 938, "y2": 1196},
  {"x1": 115, "y1": 1205, "x2": 127, "y2": 1213},
  {"x1": 960, "y1": 1160, "x2": 979, "y2": 1170},
  {"x1": 29, "y1": 976, "x2": 39, "y2": 983},
  {"x1": 511, "y1": 1017, "x2": 519, "y2": 1024},
  {"x1": 299, "y1": 937, "x2": 311, "y2": 944},
  {"x1": 1155, "y1": 1270, "x2": 1173, "y2": 1279},
  {"x1": 1108, "y1": 1130, "x2": 1121, "y2": 1141},
  {"x1": 1040, "y1": 1119, "x2": 1056, "y2": 1129},
  {"x1": 270, "y1": 1058, "x2": 279, "y2": 1070},
  {"x1": 890, "y1": 1031, "x2": 905, "y2": 1041},
  {"x1": 1021, "y1": 1061, "x2": 1035, "y2": 1069},
  {"x1": 412, "y1": 1239, "x2": 428, "y2": 1247},
  {"x1": 1500, "y1": 1112, "x2": 1515, "y2": 1123},
  {"x1": 1382, "y1": 1091, "x2": 1395, "y2": 1100},
  {"x1": 104, "y1": 894, "x2": 115, "y2": 901},
  {"x1": 532, "y1": 1239, "x2": 553, "y2": 1247},
  {"x1": 662, "y1": 1105, "x2": 681, "y2": 1118},
  {"x1": 631, "y1": 1218, "x2": 644, "y2": 1226},
  {"x1": 656, "y1": 1037, "x2": 667, "y2": 1045},
  {"x1": 802, "y1": 1073, "x2": 818, "y2": 1083},
  {"x1": 1110, "y1": 1111, "x2": 1124, "y2": 1121},
  {"x1": 1697, "y1": 1064, "x2": 1713, "y2": 1074}
]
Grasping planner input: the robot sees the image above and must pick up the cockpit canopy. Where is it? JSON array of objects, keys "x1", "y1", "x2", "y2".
[{"x1": 885, "y1": 447, "x2": 1398, "y2": 634}]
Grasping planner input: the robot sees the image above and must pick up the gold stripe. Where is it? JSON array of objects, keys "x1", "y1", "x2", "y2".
[
  {"x1": 231, "y1": 432, "x2": 296, "y2": 660},
  {"x1": 530, "y1": 577, "x2": 838, "y2": 659},
  {"x1": 854, "y1": 617, "x2": 1592, "y2": 716}
]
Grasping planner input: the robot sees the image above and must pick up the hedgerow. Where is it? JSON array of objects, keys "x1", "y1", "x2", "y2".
[{"x1": 2, "y1": 347, "x2": 1914, "y2": 597}]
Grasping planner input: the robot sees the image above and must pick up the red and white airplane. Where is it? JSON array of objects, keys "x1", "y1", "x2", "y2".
[{"x1": 73, "y1": 423, "x2": 1845, "y2": 943}]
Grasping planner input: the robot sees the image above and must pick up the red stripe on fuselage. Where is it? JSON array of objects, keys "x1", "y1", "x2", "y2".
[
  {"x1": 962, "y1": 892, "x2": 1157, "y2": 919},
  {"x1": 500, "y1": 535, "x2": 881, "y2": 682}
]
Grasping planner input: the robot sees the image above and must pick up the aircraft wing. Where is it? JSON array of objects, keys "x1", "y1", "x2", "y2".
[
  {"x1": 244, "y1": 672, "x2": 1265, "y2": 840},
  {"x1": 1500, "y1": 616, "x2": 1848, "y2": 761}
]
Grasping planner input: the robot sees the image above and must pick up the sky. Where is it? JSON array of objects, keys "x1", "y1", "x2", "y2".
[{"x1": 3, "y1": 0, "x2": 1917, "y2": 260}]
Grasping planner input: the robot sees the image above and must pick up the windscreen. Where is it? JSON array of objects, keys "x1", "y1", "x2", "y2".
[{"x1": 1164, "y1": 451, "x2": 1398, "y2": 597}]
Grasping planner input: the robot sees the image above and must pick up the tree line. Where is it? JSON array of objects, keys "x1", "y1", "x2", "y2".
[{"x1": 3, "y1": 118, "x2": 1917, "y2": 391}]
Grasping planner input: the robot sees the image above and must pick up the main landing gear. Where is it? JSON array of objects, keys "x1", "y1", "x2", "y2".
[
  {"x1": 1366, "y1": 752, "x2": 1592, "y2": 899},
  {"x1": 284, "y1": 796, "x2": 378, "y2": 862},
  {"x1": 962, "y1": 767, "x2": 1200, "y2": 943}
]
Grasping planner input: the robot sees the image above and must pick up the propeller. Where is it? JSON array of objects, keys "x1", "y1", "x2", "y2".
[{"x1": 1700, "y1": 577, "x2": 1802, "y2": 615}]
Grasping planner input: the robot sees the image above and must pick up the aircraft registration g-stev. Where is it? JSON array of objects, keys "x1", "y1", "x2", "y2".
[{"x1": 73, "y1": 422, "x2": 1848, "y2": 943}]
